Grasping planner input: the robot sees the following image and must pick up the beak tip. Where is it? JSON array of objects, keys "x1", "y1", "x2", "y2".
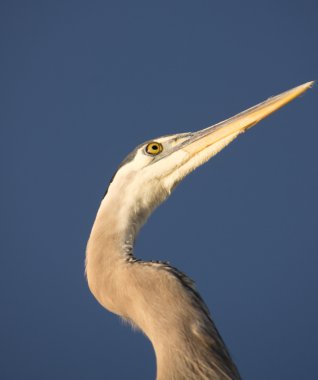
[
  {"x1": 301, "y1": 80, "x2": 315, "y2": 91},
  {"x1": 280, "y1": 80, "x2": 315, "y2": 104}
]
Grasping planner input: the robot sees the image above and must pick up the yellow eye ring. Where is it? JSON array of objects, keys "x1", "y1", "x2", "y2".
[{"x1": 145, "y1": 142, "x2": 163, "y2": 155}]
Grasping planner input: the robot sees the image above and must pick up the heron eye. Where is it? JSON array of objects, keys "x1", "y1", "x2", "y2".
[{"x1": 145, "y1": 142, "x2": 163, "y2": 155}]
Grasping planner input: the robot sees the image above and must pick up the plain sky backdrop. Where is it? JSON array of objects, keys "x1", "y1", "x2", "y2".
[{"x1": 1, "y1": 1, "x2": 317, "y2": 379}]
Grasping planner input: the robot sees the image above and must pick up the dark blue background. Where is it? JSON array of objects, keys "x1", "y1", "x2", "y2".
[{"x1": 1, "y1": 1, "x2": 317, "y2": 379}]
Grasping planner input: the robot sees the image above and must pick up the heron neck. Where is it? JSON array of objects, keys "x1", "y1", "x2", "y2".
[
  {"x1": 86, "y1": 194, "x2": 241, "y2": 380},
  {"x1": 85, "y1": 194, "x2": 136, "y2": 309}
]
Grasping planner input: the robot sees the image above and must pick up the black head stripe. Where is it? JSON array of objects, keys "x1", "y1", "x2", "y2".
[{"x1": 102, "y1": 143, "x2": 143, "y2": 199}]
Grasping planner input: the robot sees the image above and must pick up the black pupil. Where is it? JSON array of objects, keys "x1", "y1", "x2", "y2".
[{"x1": 152, "y1": 145, "x2": 158, "y2": 150}]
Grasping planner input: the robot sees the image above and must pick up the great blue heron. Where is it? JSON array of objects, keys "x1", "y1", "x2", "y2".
[{"x1": 86, "y1": 82, "x2": 313, "y2": 380}]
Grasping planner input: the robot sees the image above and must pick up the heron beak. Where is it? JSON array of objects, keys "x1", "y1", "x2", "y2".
[{"x1": 181, "y1": 81, "x2": 314, "y2": 157}]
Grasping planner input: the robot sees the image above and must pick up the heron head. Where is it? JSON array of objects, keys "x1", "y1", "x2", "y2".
[{"x1": 103, "y1": 82, "x2": 313, "y2": 231}]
